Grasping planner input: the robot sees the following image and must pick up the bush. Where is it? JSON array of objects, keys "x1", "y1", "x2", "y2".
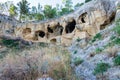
[
  {"x1": 113, "y1": 55, "x2": 120, "y2": 66},
  {"x1": 76, "y1": 37, "x2": 81, "y2": 42},
  {"x1": 91, "y1": 33, "x2": 102, "y2": 42},
  {"x1": 95, "y1": 48, "x2": 103, "y2": 54},
  {"x1": 0, "y1": 45, "x2": 77, "y2": 80},
  {"x1": 93, "y1": 62, "x2": 110, "y2": 75},
  {"x1": 73, "y1": 57, "x2": 83, "y2": 66},
  {"x1": 2, "y1": 39, "x2": 19, "y2": 48},
  {"x1": 73, "y1": 50, "x2": 77, "y2": 54},
  {"x1": 110, "y1": 36, "x2": 116, "y2": 40},
  {"x1": 112, "y1": 38, "x2": 120, "y2": 45}
]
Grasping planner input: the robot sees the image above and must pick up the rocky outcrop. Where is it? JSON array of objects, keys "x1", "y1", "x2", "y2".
[
  {"x1": 0, "y1": 0, "x2": 116, "y2": 46},
  {"x1": 68, "y1": 3, "x2": 120, "y2": 79},
  {"x1": 0, "y1": 14, "x2": 19, "y2": 36}
]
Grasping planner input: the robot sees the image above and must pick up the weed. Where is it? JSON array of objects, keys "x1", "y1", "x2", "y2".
[
  {"x1": 73, "y1": 57, "x2": 83, "y2": 66},
  {"x1": 113, "y1": 55, "x2": 120, "y2": 66}
]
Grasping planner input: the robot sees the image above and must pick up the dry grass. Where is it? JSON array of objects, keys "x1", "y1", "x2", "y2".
[
  {"x1": 104, "y1": 46, "x2": 118, "y2": 57},
  {"x1": 0, "y1": 44, "x2": 77, "y2": 80}
]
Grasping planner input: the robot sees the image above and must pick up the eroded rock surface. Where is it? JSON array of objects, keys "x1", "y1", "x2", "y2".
[{"x1": 0, "y1": 0, "x2": 116, "y2": 46}]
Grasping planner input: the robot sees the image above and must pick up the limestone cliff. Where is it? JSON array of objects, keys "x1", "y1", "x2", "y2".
[{"x1": 0, "y1": 0, "x2": 116, "y2": 46}]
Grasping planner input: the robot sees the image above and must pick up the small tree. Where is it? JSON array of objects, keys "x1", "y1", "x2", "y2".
[
  {"x1": 44, "y1": 5, "x2": 57, "y2": 18},
  {"x1": 17, "y1": 0, "x2": 30, "y2": 21},
  {"x1": 9, "y1": 4, "x2": 17, "y2": 18},
  {"x1": 113, "y1": 55, "x2": 120, "y2": 66},
  {"x1": 93, "y1": 62, "x2": 110, "y2": 80},
  {"x1": 35, "y1": 13, "x2": 44, "y2": 20},
  {"x1": 62, "y1": 0, "x2": 73, "y2": 11}
]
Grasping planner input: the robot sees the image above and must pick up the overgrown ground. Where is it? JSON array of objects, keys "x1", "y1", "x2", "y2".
[
  {"x1": 68, "y1": 19, "x2": 120, "y2": 80},
  {"x1": 0, "y1": 40, "x2": 78, "y2": 80}
]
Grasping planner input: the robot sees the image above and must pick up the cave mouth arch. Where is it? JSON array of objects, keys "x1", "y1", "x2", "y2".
[
  {"x1": 23, "y1": 28, "x2": 31, "y2": 34},
  {"x1": 79, "y1": 12, "x2": 87, "y2": 23},
  {"x1": 35, "y1": 30, "x2": 45, "y2": 38},
  {"x1": 47, "y1": 23, "x2": 63, "y2": 36},
  {"x1": 65, "y1": 19, "x2": 76, "y2": 33},
  {"x1": 81, "y1": 17, "x2": 85, "y2": 23},
  {"x1": 47, "y1": 27, "x2": 53, "y2": 33}
]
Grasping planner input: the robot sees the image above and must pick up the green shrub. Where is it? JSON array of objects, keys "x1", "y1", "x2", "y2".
[
  {"x1": 112, "y1": 38, "x2": 120, "y2": 45},
  {"x1": 1, "y1": 39, "x2": 19, "y2": 48},
  {"x1": 76, "y1": 37, "x2": 81, "y2": 42},
  {"x1": 113, "y1": 55, "x2": 120, "y2": 66},
  {"x1": 93, "y1": 62, "x2": 110, "y2": 75},
  {"x1": 105, "y1": 37, "x2": 120, "y2": 48},
  {"x1": 91, "y1": 33, "x2": 102, "y2": 42},
  {"x1": 95, "y1": 48, "x2": 103, "y2": 53},
  {"x1": 73, "y1": 57, "x2": 83, "y2": 66},
  {"x1": 113, "y1": 25, "x2": 120, "y2": 35},
  {"x1": 85, "y1": 0, "x2": 92, "y2": 3},
  {"x1": 39, "y1": 42, "x2": 49, "y2": 47},
  {"x1": 73, "y1": 50, "x2": 77, "y2": 54},
  {"x1": 74, "y1": 3, "x2": 84, "y2": 8},
  {"x1": 110, "y1": 36, "x2": 116, "y2": 40}
]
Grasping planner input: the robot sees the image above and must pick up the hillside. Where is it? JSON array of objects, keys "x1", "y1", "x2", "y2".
[{"x1": 0, "y1": 0, "x2": 120, "y2": 80}]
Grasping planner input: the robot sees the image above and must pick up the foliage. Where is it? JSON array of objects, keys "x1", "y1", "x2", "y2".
[
  {"x1": 0, "y1": 1, "x2": 13, "y2": 14},
  {"x1": 76, "y1": 37, "x2": 81, "y2": 42},
  {"x1": 112, "y1": 38, "x2": 120, "y2": 45},
  {"x1": 9, "y1": 4, "x2": 17, "y2": 18},
  {"x1": 0, "y1": 0, "x2": 83, "y2": 21},
  {"x1": 93, "y1": 62, "x2": 110, "y2": 75},
  {"x1": 73, "y1": 57, "x2": 83, "y2": 66},
  {"x1": 62, "y1": 0, "x2": 73, "y2": 11},
  {"x1": 95, "y1": 48, "x2": 103, "y2": 54},
  {"x1": 85, "y1": 0, "x2": 92, "y2": 3},
  {"x1": 17, "y1": 0, "x2": 30, "y2": 21},
  {"x1": 44, "y1": 5, "x2": 57, "y2": 18},
  {"x1": 31, "y1": 6, "x2": 37, "y2": 14},
  {"x1": 110, "y1": 36, "x2": 116, "y2": 40},
  {"x1": 0, "y1": 45, "x2": 77, "y2": 80},
  {"x1": 113, "y1": 55, "x2": 120, "y2": 66},
  {"x1": 74, "y1": 3, "x2": 84, "y2": 9},
  {"x1": 91, "y1": 33, "x2": 102, "y2": 42},
  {"x1": 73, "y1": 50, "x2": 77, "y2": 54},
  {"x1": 105, "y1": 37, "x2": 120, "y2": 48},
  {"x1": 59, "y1": 0, "x2": 74, "y2": 15},
  {"x1": 34, "y1": 13, "x2": 44, "y2": 20},
  {"x1": 1, "y1": 39, "x2": 19, "y2": 49},
  {"x1": 59, "y1": 7, "x2": 73, "y2": 15}
]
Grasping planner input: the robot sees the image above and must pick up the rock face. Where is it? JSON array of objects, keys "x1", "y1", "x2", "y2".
[
  {"x1": 0, "y1": 0, "x2": 116, "y2": 46},
  {"x1": 0, "y1": 14, "x2": 19, "y2": 36},
  {"x1": 68, "y1": 2, "x2": 120, "y2": 79}
]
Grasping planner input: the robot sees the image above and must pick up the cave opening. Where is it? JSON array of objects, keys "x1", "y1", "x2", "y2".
[
  {"x1": 35, "y1": 30, "x2": 45, "y2": 38},
  {"x1": 47, "y1": 25, "x2": 53, "y2": 33},
  {"x1": 60, "y1": 27, "x2": 63, "y2": 35},
  {"x1": 79, "y1": 12, "x2": 87, "y2": 23},
  {"x1": 65, "y1": 19, "x2": 76, "y2": 33},
  {"x1": 81, "y1": 17, "x2": 85, "y2": 23},
  {"x1": 39, "y1": 31, "x2": 45, "y2": 38}
]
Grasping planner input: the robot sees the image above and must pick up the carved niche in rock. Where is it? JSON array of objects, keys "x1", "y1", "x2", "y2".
[{"x1": 47, "y1": 21, "x2": 63, "y2": 38}]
